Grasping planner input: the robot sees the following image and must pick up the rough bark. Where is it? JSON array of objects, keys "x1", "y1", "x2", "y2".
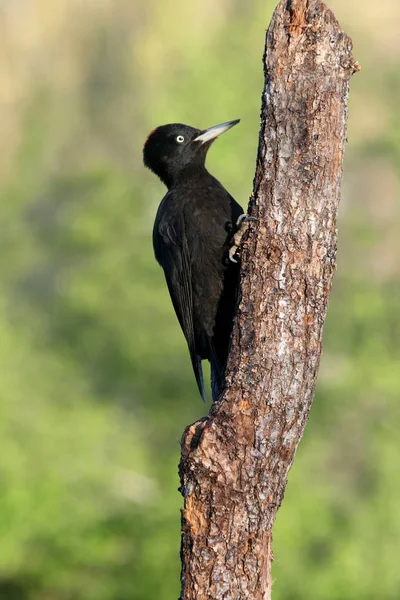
[{"x1": 179, "y1": 1, "x2": 359, "y2": 599}]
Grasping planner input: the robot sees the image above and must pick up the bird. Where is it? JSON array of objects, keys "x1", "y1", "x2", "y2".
[{"x1": 143, "y1": 120, "x2": 244, "y2": 401}]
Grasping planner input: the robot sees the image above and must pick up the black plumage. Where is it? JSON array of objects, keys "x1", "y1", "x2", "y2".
[{"x1": 143, "y1": 120, "x2": 243, "y2": 400}]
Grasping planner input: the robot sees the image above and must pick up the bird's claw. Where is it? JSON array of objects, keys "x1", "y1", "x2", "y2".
[
  {"x1": 229, "y1": 214, "x2": 258, "y2": 263},
  {"x1": 228, "y1": 245, "x2": 239, "y2": 263},
  {"x1": 236, "y1": 214, "x2": 258, "y2": 227}
]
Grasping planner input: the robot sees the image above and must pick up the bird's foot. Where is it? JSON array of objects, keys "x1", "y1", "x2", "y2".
[{"x1": 229, "y1": 214, "x2": 257, "y2": 263}]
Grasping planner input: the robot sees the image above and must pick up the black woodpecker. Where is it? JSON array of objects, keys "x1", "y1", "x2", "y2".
[{"x1": 143, "y1": 120, "x2": 244, "y2": 401}]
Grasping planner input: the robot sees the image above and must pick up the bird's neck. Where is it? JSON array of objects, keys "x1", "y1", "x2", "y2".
[{"x1": 167, "y1": 162, "x2": 209, "y2": 189}]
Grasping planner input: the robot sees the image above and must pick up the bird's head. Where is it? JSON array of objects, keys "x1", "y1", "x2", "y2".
[{"x1": 143, "y1": 119, "x2": 240, "y2": 187}]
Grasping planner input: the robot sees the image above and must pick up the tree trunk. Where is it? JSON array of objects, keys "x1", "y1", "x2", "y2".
[{"x1": 179, "y1": 1, "x2": 360, "y2": 599}]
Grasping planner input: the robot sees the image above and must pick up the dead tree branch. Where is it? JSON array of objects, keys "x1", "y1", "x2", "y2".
[{"x1": 179, "y1": 1, "x2": 359, "y2": 598}]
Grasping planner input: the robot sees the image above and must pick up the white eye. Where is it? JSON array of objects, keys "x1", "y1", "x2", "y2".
[{"x1": 176, "y1": 135, "x2": 185, "y2": 143}]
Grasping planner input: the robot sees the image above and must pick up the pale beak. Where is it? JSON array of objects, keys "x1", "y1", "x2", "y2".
[{"x1": 194, "y1": 119, "x2": 240, "y2": 144}]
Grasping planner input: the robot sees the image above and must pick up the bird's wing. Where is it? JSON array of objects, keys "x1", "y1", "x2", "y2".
[{"x1": 154, "y1": 214, "x2": 205, "y2": 401}]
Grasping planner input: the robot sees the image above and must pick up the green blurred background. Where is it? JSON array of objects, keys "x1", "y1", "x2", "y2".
[{"x1": 0, "y1": 1, "x2": 399, "y2": 598}]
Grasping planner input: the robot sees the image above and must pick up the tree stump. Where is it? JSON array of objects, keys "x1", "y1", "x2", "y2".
[{"x1": 179, "y1": 1, "x2": 360, "y2": 598}]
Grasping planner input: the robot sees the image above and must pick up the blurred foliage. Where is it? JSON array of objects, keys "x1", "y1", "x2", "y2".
[{"x1": 0, "y1": 0, "x2": 399, "y2": 599}]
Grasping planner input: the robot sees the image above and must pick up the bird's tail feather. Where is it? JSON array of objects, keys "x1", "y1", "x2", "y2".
[
  {"x1": 190, "y1": 353, "x2": 206, "y2": 402},
  {"x1": 209, "y1": 342, "x2": 225, "y2": 402}
]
